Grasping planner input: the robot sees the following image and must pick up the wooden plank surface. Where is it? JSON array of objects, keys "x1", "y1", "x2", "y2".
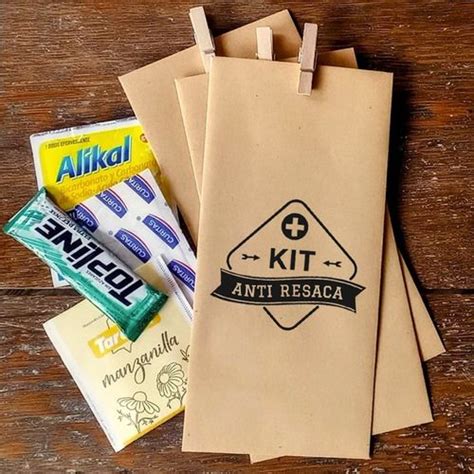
[
  {"x1": 0, "y1": 0, "x2": 472, "y2": 471},
  {"x1": 0, "y1": 292, "x2": 472, "y2": 471},
  {"x1": 0, "y1": 0, "x2": 473, "y2": 289}
]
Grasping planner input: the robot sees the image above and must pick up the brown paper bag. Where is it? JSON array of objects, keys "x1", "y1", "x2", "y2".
[
  {"x1": 372, "y1": 215, "x2": 433, "y2": 433},
  {"x1": 176, "y1": 49, "x2": 436, "y2": 462},
  {"x1": 250, "y1": 217, "x2": 435, "y2": 462},
  {"x1": 183, "y1": 57, "x2": 393, "y2": 458},
  {"x1": 176, "y1": 49, "x2": 361, "y2": 199},
  {"x1": 401, "y1": 256, "x2": 445, "y2": 360},
  {"x1": 175, "y1": 51, "x2": 444, "y2": 363},
  {"x1": 119, "y1": 10, "x2": 301, "y2": 242}
]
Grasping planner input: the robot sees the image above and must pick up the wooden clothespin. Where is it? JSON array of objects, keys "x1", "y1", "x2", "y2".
[
  {"x1": 256, "y1": 27, "x2": 274, "y2": 61},
  {"x1": 297, "y1": 23, "x2": 318, "y2": 96},
  {"x1": 189, "y1": 6, "x2": 215, "y2": 72}
]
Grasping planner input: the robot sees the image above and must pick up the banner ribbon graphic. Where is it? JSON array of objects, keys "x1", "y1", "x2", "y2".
[{"x1": 212, "y1": 269, "x2": 365, "y2": 312}]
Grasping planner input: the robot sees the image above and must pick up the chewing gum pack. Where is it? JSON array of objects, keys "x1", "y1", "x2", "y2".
[
  {"x1": 4, "y1": 188, "x2": 167, "y2": 341},
  {"x1": 44, "y1": 257, "x2": 192, "y2": 451},
  {"x1": 31, "y1": 118, "x2": 165, "y2": 287},
  {"x1": 70, "y1": 169, "x2": 196, "y2": 304}
]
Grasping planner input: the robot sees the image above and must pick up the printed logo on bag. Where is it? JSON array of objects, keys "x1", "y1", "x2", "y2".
[
  {"x1": 96, "y1": 189, "x2": 128, "y2": 218},
  {"x1": 124, "y1": 174, "x2": 156, "y2": 204},
  {"x1": 114, "y1": 229, "x2": 152, "y2": 263},
  {"x1": 69, "y1": 204, "x2": 99, "y2": 233},
  {"x1": 212, "y1": 200, "x2": 365, "y2": 330},
  {"x1": 142, "y1": 214, "x2": 180, "y2": 249}
]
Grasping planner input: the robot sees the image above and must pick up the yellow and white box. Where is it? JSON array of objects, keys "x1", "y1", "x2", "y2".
[
  {"x1": 44, "y1": 258, "x2": 192, "y2": 451},
  {"x1": 31, "y1": 118, "x2": 161, "y2": 287}
]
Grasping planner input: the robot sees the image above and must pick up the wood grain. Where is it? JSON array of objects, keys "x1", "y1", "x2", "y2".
[
  {"x1": 0, "y1": 0, "x2": 473, "y2": 289},
  {"x1": 0, "y1": 0, "x2": 472, "y2": 471},
  {"x1": 0, "y1": 292, "x2": 471, "y2": 471}
]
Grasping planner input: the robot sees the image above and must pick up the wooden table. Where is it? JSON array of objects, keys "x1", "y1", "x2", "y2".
[{"x1": 1, "y1": 1, "x2": 472, "y2": 471}]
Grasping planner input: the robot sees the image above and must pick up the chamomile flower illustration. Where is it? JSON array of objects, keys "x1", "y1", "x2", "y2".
[
  {"x1": 117, "y1": 391, "x2": 160, "y2": 433},
  {"x1": 156, "y1": 362, "x2": 187, "y2": 408}
]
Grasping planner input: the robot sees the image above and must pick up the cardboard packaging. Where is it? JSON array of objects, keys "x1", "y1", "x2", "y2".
[
  {"x1": 30, "y1": 117, "x2": 162, "y2": 287},
  {"x1": 44, "y1": 260, "x2": 192, "y2": 451}
]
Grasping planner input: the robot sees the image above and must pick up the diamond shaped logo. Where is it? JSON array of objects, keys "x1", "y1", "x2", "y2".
[{"x1": 212, "y1": 200, "x2": 365, "y2": 330}]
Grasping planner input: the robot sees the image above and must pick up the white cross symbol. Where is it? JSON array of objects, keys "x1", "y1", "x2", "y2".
[{"x1": 285, "y1": 216, "x2": 306, "y2": 238}]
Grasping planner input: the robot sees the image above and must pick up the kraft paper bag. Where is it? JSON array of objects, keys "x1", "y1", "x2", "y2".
[
  {"x1": 175, "y1": 51, "x2": 443, "y2": 363},
  {"x1": 250, "y1": 216, "x2": 433, "y2": 462},
  {"x1": 401, "y1": 256, "x2": 445, "y2": 360},
  {"x1": 183, "y1": 57, "x2": 393, "y2": 459},
  {"x1": 176, "y1": 73, "x2": 208, "y2": 195},
  {"x1": 176, "y1": 49, "x2": 360, "y2": 198},
  {"x1": 372, "y1": 215, "x2": 433, "y2": 433},
  {"x1": 175, "y1": 50, "x2": 435, "y2": 462},
  {"x1": 119, "y1": 10, "x2": 301, "y2": 242}
]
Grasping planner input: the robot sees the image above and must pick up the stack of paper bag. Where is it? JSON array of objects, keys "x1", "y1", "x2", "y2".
[
  {"x1": 120, "y1": 10, "x2": 300, "y2": 241},
  {"x1": 174, "y1": 48, "x2": 444, "y2": 460},
  {"x1": 119, "y1": 9, "x2": 444, "y2": 460}
]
